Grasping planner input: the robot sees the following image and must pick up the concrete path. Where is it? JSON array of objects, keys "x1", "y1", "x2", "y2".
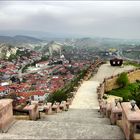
[
  {"x1": 91, "y1": 63, "x2": 135, "y2": 82},
  {"x1": 70, "y1": 81, "x2": 100, "y2": 109},
  {"x1": 70, "y1": 63, "x2": 135, "y2": 110}
]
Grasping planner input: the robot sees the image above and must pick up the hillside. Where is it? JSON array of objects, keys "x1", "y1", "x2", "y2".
[
  {"x1": 0, "y1": 35, "x2": 43, "y2": 45},
  {"x1": 41, "y1": 41, "x2": 63, "y2": 55},
  {"x1": 64, "y1": 37, "x2": 140, "y2": 49},
  {"x1": 0, "y1": 43, "x2": 18, "y2": 59}
]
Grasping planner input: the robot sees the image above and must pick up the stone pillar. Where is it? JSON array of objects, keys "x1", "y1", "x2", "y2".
[
  {"x1": 23, "y1": 104, "x2": 39, "y2": 120},
  {"x1": 110, "y1": 102, "x2": 122, "y2": 125},
  {"x1": 100, "y1": 100, "x2": 107, "y2": 117},
  {"x1": 44, "y1": 102, "x2": 52, "y2": 115},
  {"x1": 60, "y1": 101, "x2": 67, "y2": 111},
  {"x1": 0, "y1": 99, "x2": 14, "y2": 132},
  {"x1": 106, "y1": 103, "x2": 111, "y2": 118},
  {"x1": 121, "y1": 102, "x2": 140, "y2": 140},
  {"x1": 52, "y1": 102, "x2": 60, "y2": 113},
  {"x1": 100, "y1": 83, "x2": 105, "y2": 99}
]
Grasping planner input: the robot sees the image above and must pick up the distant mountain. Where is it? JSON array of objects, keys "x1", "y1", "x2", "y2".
[
  {"x1": 0, "y1": 35, "x2": 42, "y2": 44},
  {"x1": 0, "y1": 30, "x2": 75, "y2": 40},
  {"x1": 64, "y1": 38, "x2": 100, "y2": 48},
  {"x1": 64, "y1": 37, "x2": 140, "y2": 49}
]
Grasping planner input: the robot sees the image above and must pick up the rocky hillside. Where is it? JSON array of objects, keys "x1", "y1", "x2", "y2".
[
  {"x1": 0, "y1": 35, "x2": 45, "y2": 50},
  {"x1": 0, "y1": 43, "x2": 18, "y2": 59},
  {"x1": 41, "y1": 41, "x2": 63, "y2": 55}
]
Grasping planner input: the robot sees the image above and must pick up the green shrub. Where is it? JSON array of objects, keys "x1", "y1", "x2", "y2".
[
  {"x1": 107, "y1": 82, "x2": 140, "y2": 106},
  {"x1": 107, "y1": 88, "x2": 130, "y2": 102},
  {"x1": 117, "y1": 72, "x2": 129, "y2": 88},
  {"x1": 127, "y1": 83, "x2": 140, "y2": 93},
  {"x1": 47, "y1": 90, "x2": 68, "y2": 103}
]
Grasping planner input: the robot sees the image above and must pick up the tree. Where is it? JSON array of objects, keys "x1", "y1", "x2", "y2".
[
  {"x1": 47, "y1": 90, "x2": 68, "y2": 103},
  {"x1": 117, "y1": 72, "x2": 129, "y2": 88}
]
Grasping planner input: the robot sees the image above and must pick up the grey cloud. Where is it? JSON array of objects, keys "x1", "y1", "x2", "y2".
[{"x1": 0, "y1": 1, "x2": 140, "y2": 39}]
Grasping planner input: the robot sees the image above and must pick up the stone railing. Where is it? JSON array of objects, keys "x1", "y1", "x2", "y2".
[
  {"x1": 23, "y1": 103, "x2": 39, "y2": 120},
  {"x1": 0, "y1": 99, "x2": 14, "y2": 132},
  {"x1": 100, "y1": 99, "x2": 140, "y2": 140},
  {"x1": 84, "y1": 59, "x2": 105, "y2": 81},
  {"x1": 97, "y1": 68, "x2": 140, "y2": 140},
  {"x1": 121, "y1": 102, "x2": 140, "y2": 140}
]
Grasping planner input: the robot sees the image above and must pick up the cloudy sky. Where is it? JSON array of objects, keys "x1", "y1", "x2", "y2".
[{"x1": 0, "y1": 1, "x2": 140, "y2": 39}]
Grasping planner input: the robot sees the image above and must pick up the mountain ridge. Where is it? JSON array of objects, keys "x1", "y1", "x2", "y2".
[{"x1": 0, "y1": 35, "x2": 43, "y2": 44}]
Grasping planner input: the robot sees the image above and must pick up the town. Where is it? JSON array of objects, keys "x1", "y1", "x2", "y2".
[{"x1": 0, "y1": 43, "x2": 98, "y2": 114}]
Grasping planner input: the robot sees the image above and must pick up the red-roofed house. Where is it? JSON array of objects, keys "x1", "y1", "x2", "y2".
[
  {"x1": 18, "y1": 90, "x2": 48, "y2": 102},
  {"x1": 0, "y1": 86, "x2": 9, "y2": 97}
]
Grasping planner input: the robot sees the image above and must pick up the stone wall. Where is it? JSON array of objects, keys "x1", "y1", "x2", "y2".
[
  {"x1": 104, "y1": 76, "x2": 119, "y2": 92},
  {"x1": 105, "y1": 68, "x2": 140, "y2": 92}
]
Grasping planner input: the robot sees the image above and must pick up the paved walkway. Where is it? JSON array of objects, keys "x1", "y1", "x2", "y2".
[
  {"x1": 70, "y1": 81, "x2": 100, "y2": 109},
  {"x1": 70, "y1": 63, "x2": 135, "y2": 110}
]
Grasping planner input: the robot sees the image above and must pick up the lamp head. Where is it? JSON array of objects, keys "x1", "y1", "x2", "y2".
[
  {"x1": 130, "y1": 100, "x2": 136, "y2": 111},
  {"x1": 115, "y1": 99, "x2": 119, "y2": 106}
]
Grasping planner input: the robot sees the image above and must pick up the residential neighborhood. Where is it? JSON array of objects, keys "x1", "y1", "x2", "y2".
[{"x1": 0, "y1": 45, "x2": 93, "y2": 113}]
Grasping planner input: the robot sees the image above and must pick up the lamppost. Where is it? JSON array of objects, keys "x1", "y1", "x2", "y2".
[
  {"x1": 115, "y1": 98, "x2": 119, "y2": 106},
  {"x1": 130, "y1": 100, "x2": 136, "y2": 111}
]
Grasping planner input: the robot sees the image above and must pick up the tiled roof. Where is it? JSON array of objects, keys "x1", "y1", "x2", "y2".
[
  {"x1": 0, "y1": 86, "x2": 7, "y2": 92},
  {"x1": 18, "y1": 90, "x2": 47, "y2": 99}
]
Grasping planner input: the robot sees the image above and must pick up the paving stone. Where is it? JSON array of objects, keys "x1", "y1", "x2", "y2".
[{"x1": 3, "y1": 120, "x2": 125, "y2": 139}]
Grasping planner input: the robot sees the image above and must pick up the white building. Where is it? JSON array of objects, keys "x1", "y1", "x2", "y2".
[{"x1": 35, "y1": 61, "x2": 49, "y2": 68}]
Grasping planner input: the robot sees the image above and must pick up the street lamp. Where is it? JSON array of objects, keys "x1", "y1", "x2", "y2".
[
  {"x1": 130, "y1": 100, "x2": 136, "y2": 111},
  {"x1": 115, "y1": 99, "x2": 119, "y2": 106}
]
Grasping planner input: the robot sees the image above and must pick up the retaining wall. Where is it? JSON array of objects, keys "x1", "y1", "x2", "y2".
[{"x1": 104, "y1": 68, "x2": 140, "y2": 92}]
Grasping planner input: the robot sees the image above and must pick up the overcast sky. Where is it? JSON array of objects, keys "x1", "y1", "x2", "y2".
[{"x1": 0, "y1": 1, "x2": 140, "y2": 39}]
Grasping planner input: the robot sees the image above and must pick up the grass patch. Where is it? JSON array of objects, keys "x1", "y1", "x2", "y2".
[
  {"x1": 123, "y1": 61, "x2": 140, "y2": 67},
  {"x1": 107, "y1": 88, "x2": 130, "y2": 101},
  {"x1": 106, "y1": 82, "x2": 140, "y2": 106}
]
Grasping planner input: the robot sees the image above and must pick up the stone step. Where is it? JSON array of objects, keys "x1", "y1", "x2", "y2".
[
  {"x1": 55, "y1": 108, "x2": 101, "y2": 117},
  {"x1": 0, "y1": 134, "x2": 38, "y2": 139},
  {"x1": 41, "y1": 109, "x2": 102, "y2": 120},
  {"x1": 40, "y1": 114, "x2": 110, "y2": 124},
  {"x1": 6, "y1": 120, "x2": 125, "y2": 139},
  {"x1": 39, "y1": 108, "x2": 109, "y2": 124}
]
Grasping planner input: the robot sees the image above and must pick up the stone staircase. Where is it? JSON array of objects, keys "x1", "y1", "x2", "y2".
[{"x1": 0, "y1": 109, "x2": 125, "y2": 139}]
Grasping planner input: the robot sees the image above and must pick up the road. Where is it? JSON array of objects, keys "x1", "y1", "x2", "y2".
[
  {"x1": 16, "y1": 64, "x2": 55, "y2": 78},
  {"x1": 118, "y1": 48, "x2": 140, "y2": 63}
]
